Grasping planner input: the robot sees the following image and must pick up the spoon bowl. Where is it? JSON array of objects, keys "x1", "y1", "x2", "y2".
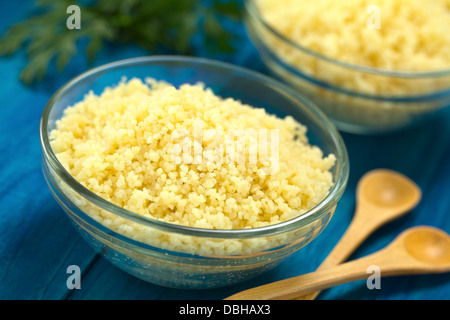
[
  {"x1": 358, "y1": 169, "x2": 422, "y2": 214},
  {"x1": 402, "y1": 227, "x2": 450, "y2": 269},
  {"x1": 225, "y1": 226, "x2": 450, "y2": 300}
]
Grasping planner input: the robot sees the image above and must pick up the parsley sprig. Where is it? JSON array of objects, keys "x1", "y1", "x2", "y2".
[{"x1": 0, "y1": 0, "x2": 242, "y2": 84}]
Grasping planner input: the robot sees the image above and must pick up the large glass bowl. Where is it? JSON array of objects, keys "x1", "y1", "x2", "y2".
[
  {"x1": 245, "y1": 0, "x2": 450, "y2": 134},
  {"x1": 40, "y1": 56, "x2": 349, "y2": 289}
]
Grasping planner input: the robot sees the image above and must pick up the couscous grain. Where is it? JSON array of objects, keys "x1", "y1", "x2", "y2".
[{"x1": 50, "y1": 78, "x2": 335, "y2": 253}]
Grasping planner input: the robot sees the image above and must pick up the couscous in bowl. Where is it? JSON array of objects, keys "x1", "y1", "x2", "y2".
[
  {"x1": 245, "y1": 0, "x2": 450, "y2": 134},
  {"x1": 40, "y1": 56, "x2": 348, "y2": 289}
]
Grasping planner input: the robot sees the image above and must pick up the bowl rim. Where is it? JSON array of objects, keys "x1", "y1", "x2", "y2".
[
  {"x1": 39, "y1": 55, "x2": 349, "y2": 239},
  {"x1": 245, "y1": 0, "x2": 450, "y2": 78}
]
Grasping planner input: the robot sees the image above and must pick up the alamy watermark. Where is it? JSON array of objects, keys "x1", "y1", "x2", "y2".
[
  {"x1": 366, "y1": 265, "x2": 381, "y2": 290},
  {"x1": 64, "y1": 263, "x2": 381, "y2": 291},
  {"x1": 171, "y1": 120, "x2": 280, "y2": 175},
  {"x1": 66, "y1": 265, "x2": 81, "y2": 290},
  {"x1": 367, "y1": 5, "x2": 381, "y2": 29},
  {"x1": 66, "y1": 5, "x2": 81, "y2": 30},
  {"x1": 65, "y1": 4, "x2": 382, "y2": 31}
]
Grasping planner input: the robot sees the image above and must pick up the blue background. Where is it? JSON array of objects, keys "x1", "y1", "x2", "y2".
[{"x1": 0, "y1": 1, "x2": 449, "y2": 300}]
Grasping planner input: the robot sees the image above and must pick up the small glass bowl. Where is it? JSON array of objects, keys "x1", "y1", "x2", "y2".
[
  {"x1": 40, "y1": 56, "x2": 349, "y2": 289},
  {"x1": 244, "y1": 0, "x2": 450, "y2": 134}
]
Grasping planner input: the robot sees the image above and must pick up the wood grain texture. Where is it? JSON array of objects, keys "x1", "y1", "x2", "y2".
[{"x1": 0, "y1": 0, "x2": 449, "y2": 300}]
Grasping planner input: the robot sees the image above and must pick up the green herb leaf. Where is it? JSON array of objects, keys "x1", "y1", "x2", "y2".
[
  {"x1": 0, "y1": 0, "x2": 243, "y2": 84},
  {"x1": 213, "y1": 1, "x2": 243, "y2": 21},
  {"x1": 20, "y1": 47, "x2": 54, "y2": 83}
]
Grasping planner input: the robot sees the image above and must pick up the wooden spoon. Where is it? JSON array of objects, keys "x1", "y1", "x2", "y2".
[
  {"x1": 297, "y1": 169, "x2": 421, "y2": 300},
  {"x1": 225, "y1": 226, "x2": 450, "y2": 300}
]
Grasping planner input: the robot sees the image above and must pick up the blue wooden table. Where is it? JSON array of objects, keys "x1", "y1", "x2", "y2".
[{"x1": 1, "y1": 1, "x2": 449, "y2": 300}]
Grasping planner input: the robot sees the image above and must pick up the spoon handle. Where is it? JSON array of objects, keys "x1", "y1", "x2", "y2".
[
  {"x1": 319, "y1": 212, "x2": 378, "y2": 267},
  {"x1": 296, "y1": 203, "x2": 387, "y2": 300},
  {"x1": 225, "y1": 246, "x2": 412, "y2": 300}
]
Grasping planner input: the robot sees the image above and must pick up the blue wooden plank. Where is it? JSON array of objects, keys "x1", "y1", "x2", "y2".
[
  {"x1": 0, "y1": 86, "x2": 98, "y2": 299},
  {"x1": 0, "y1": 4, "x2": 100, "y2": 299},
  {"x1": 0, "y1": 0, "x2": 449, "y2": 300}
]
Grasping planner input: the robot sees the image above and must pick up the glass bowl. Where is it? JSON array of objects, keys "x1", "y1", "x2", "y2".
[
  {"x1": 244, "y1": 0, "x2": 450, "y2": 134},
  {"x1": 39, "y1": 56, "x2": 349, "y2": 289}
]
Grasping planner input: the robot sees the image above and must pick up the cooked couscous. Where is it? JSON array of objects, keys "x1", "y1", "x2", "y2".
[
  {"x1": 250, "y1": 0, "x2": 450, "y2": 132},
  {"x1": 50, "y1": 78, "x2": 335, "y2": 235},
  {"x1": 258, "y1": 0, "x2": 450, "y2": 73}
]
